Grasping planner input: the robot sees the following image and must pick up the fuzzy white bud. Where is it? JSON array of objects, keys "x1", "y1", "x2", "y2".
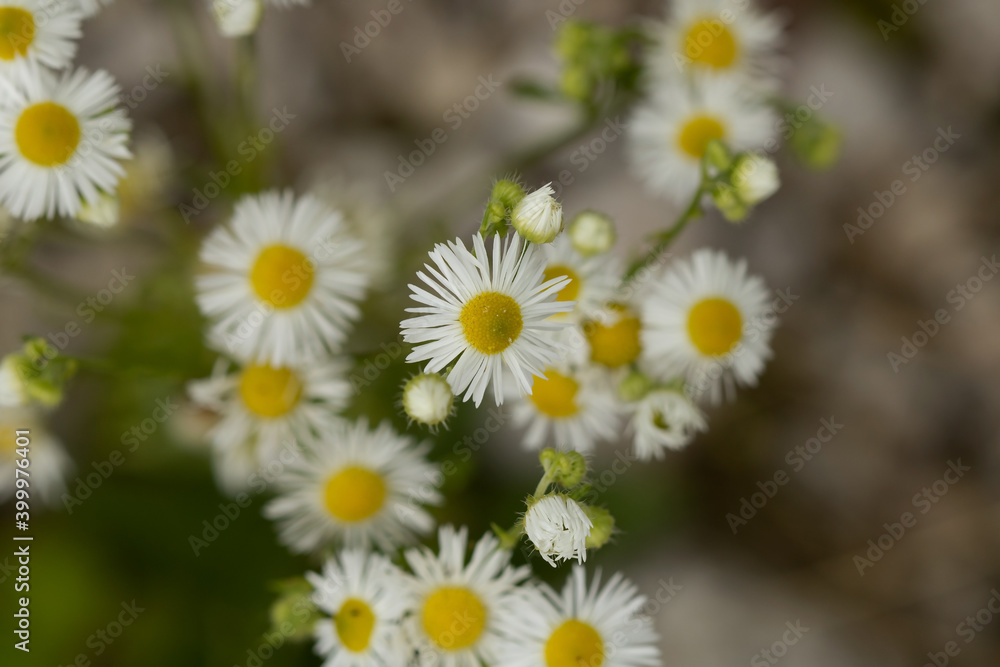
[
  {"x1": 512, "y1": 184, "x2": 563, "y2": 244},
  {"x1": 402, "y1": 373, "x2": 454, "y2": 428},
  {"x1": 732, "y1": 154, "x2": 780, "y2": 206},
  {"x1": 568, "y1": 210, "x2": 615, "y2": 256},
  {"x1": 524, "y1": 494, "x2": 592, "y2": 567}
]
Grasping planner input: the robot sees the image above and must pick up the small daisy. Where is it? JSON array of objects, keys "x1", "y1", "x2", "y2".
[
  {"x1": 196, "y1": 190, "x2": 369, "y2": 366},
  {"x1": 0, "y1": 66, "x2": 131, "y2": 221},
  {"x1": 498, "y1": 566, "x2": 659, "y2": 667},
  {"x1": 264, "y1": 419, "x2": 442, "y2": 554},
  {"x1": 511, "y1": 366, "x2": 620, "y2": 453},
  {"x1": 647, "y1": 0, "x2": 784, "y2": 88},
  {"x1": 401, "y1": 233, "x2": 573, "y2": 407},
  {"x1": 540, "y1": 234, "x2": 620, "y2": 322},
  {"x1": 630, "y1": 388, "x2": 707, "y2": 460},
  {"x1": 628, "y1": 74, "x2": 777, "y2": 205},
  {"x1": 640, "y1": 248, "x2": 774, "y2": 403},
  {"x1": 524, "y1": 494, "x2": 592, "y2": 567},
  {"x1": 307, "y1": 550, "x2": 411, "y2": 667},
  {"x1": 187, "y1": 355, "x2": 351, "y2": 495},
  {"x1": 402, "y1": 525, "x2": 530, "y2": 667},
  {"x1": 0, "y1": 0, "x2": 81, "y2": 77},
  {"x1": 0, "y1": 407, "x2": 73, "y2": 507}
]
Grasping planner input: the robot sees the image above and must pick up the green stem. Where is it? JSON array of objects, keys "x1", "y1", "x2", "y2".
[{"x1": 533, "y1": 469, "x2": 556, "y2": 499}]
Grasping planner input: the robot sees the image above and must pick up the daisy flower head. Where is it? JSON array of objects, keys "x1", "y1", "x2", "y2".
[
  {"x1": 0, "y1": 66, "x2": 131, "y2": 221},
  {"x1": 640, "y1": 248, "x2": 774, "y2": 404},
  {"x1": 0, "y1": 0, "x2": 81, "y2": 77},
  {"x1": 627, "y1": 73, "x2": 777, "y2": 205},
  {"x1": 187, "y1": 354, "x2": 351, "y2": 495},
  {"x1": 196, "y1": 190, "x2": 369, "y2": 367},
  {"x1": 307, "y1": 549, "x2": 411, "y2": 667},
  {"x1": 583, "y1": 303, "x2": 644, "y2": 371},
  {"x1": 1, "y1": 406, "x2": 73, "y2": 507},
  {"x1": 511, "y1": 366, "x2": 621, "y2": 453},
  {"x1": 496, "y1": 565, "x2": 660, "y2": 667},
  {"x1": 400, "y1": 233, "x2": 573, "y2": 407},
  {"x1": 648, "y1": 0, "x2": 784, "y2": 89},
  {"x1": 540, "y1": 234, "x2": 621, "y2": 322},
  {"x1": 630, "y1": 388, "x2": 707, "y2": 460},
  {"x1": 264, "y1": 419, "x2": 442, "y2": 554},
  {"x1": 402, "y1": 524, "x2": 530, "y2": 667},
  {"x1": 524, "y1": 494, "x2": 592, "y2": 568}
]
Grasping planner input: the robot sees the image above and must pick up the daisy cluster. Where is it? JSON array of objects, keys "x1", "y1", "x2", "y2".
[{"x1": 0, "y1": 0, "x2": 131, "y2": 222}]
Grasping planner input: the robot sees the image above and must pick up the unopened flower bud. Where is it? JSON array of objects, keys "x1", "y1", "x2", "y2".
[
  {"x1": 512, "y1": 184, "x2": 563, "y2": 244},
  {"x1": 402, "y1": 373, "x2": 454, "y2": 430},
  {"x1": 568, "y1": 210, "x2": 615, "y2": 256},
  {"x1": 524, "y1": 494, "x2": 592, "y2": 567}
]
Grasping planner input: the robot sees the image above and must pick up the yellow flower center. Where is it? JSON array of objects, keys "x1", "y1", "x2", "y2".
[
  {"x1": 334, "y1": 598, "x2": 376, "y2": 653},
  {"x1": 323, "y1": 466, "x2": 386, "y2": 522},
  {"x1": 530, "y1": 370, "x2": 579, "y2": 418},
  {"x1": 543, "y1": 264, "x2": 581, "y2": 303},
  {"x1": 250, "y1": 244, "x2": 314, "y2": 308},
  {"x1": 687, "y1": 297, "x2": 743, "y2": 356},
  {"x1": 586, "y1": 312, "x2": 641, "y2": 368},
  {"x1": 460, "y1": 291, "x2": 523, "y2": 355},
  {"x1": 422, "y1": 587, "x2": 487, "y2": 651},
  {"x1": 239, "y1": 364, "x2": 302, "y2": 418},
  {"x1": 15, "y1": 103, "x2": 81, "y2": 167},
  {"x1": 683, "y1": 18, "x2": 738, "y2": 69},
  {"x1": 0, "y1": 8, "x2": 34, "y2": 61},
  {"x1": 677, "y1": 115, "x2": 726, "y2": 160},
  {"x1": 545, "y1": 619, "x2": 604, "y2": 667}
]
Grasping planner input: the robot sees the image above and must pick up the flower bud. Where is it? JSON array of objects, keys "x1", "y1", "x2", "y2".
[
  {"x1": 512, "y1": 184, "x2": 563, "y2": 244},
  {"x1": 731, "y1": 154, "x2": 779, "y2": 206},
  {"x1": 402, "y1": 373, "x2": 454, "y2": 430},
  {"x1": 268, "y1": 579, "x2": 319, "y2": 643},
  {"x1": 583, "y1": 505, "x2": 615, "y2": 549},
  {"x1": 524, "y1": 494, "x2": 592, "y2": 567},
  {"x1": 212, "y1": 0, "x2": 263, "y2": 38},
  {"x1": 617, "y1": 369, "x2": 653, "y2": 403},
  {"x1": 568, "y1": 210, "x2": 615, "y2": 256}
]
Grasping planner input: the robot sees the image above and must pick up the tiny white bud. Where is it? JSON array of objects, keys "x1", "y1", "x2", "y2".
[
  {"x1": 524, "y1": 494, "x2": 592, "y2": 567},
  {"x1": 512, "y1": 184, "x2": 563, "y2": 244},
  {"x1": 568, "y1": 210, "x2": 615, "y2": 256},
  {"x1": 402, "y1": 373, "x2": 454, "y2": 429},
  {"x1": 212, "y1": 0, "x2": 263, "y2": 38},
  {"x1": 732, "y1": 154, "x2": 780, "y2": 206}
]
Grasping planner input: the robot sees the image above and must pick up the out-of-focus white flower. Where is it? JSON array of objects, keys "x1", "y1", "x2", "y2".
[
  {"x1": 568, "y1": 210, "x2": 616, "y2": 257},
  {"x1": 630, "y1": 388, "x2": 707, "y2": 459},
  {"x1": 524, "y1": 494, "x2": 592, "y2": 567},
  {"x1": 512, "y1": 183, "x2": 563, "y2": 244},
  {"x1": 732, "y1": 153, "x2": 779, "y2": 205},
  {"x1": 0, "y1": 407, "x2": 73, "y2": 507},
  {"x1": 0, "y1": 0, "x2": 81, "y2": 77},
  {"x1": 211, "y1": 0, "x2": 262, "y2": 38},
  {"x1": 402, "y1": 373, "x2": 454, "y2": 430}
]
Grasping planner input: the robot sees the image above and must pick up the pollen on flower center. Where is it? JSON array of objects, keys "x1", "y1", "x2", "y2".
[
  {"x1": 687, "y1": 297, "x2": 743, "y2": 355},
  {"x1": 459, "y1": 291, "x2": 524, "y2": 355},
  {"x1": 334, "y1": 598, "x2": 376, "y2": 653},
  {"x1": 683, "y1": 18, "x2": 738, "y2": 69},
  {"x1": 0, "y1": 8, "x2": 34, "y2": 61},
  {"x1": 530, "y1": 370, "x2": 579, "y2": 418},
  {"x1": 422, "y1": 587, "x2": 487, "y2": 650},
  {"x1": 677, "y1": 115, "x2": 726, "y2": 160},
  {"x1": 323, "y1": 466, "x2": 386, "y2": 522},
  {"x1": 543, "y1": 264, "x2": 581, "y2": 303},
  {"x1": 15, "y1": 103, "x2": 81, "y2": 167},
  {"x1": 239, "y1": 364, "x2": 303, "y2": 417},
  {"x1": 586, "y1": 311, "x2": 642, "y2": 368},
  {"x1": 250, "y1": 244, "x2": 314, "y2": 308},
  {"x1": 545, "y1": 619, "x2": 604, "y2": 667}
]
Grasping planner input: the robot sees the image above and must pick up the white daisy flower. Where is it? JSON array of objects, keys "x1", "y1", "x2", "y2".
[
  {"x1": 187, "y1": 355, "x2": 351, "y2": 495},
  {"x1": 307, "y1": 550, "x2": 411, "y2": 667},
  {"x1": 511, "y1": 366, "x2": 620, "y2": 453},
  {"x1": 583, "y1": 304, "x2": 644, "y2": 370},
  {"x1": 512, "y1": 183, "x2": 563, "y2": 245},
  {"x1": 0, "y1": 66, "x2": 131, "y2": 221},
  {"x1": 402, "y1": 372, "x2": 454, "y2": 431},
  {"x1": 401, "y1": 233, "x2": 573, "y2": 407},
  {"x1": 402, "y1": 525, "x2": 530, "y2": 667},
  {"x1": 264, "y1": 419, "x2": 442, "y2": 554},
  {"x1": 196, "y1": 190, "x2": 369, "y2": 367},
  {"x1": 0, "y1": 0, "x2": 81, "y2": 77},
  {"x1": 0, "y1": 407, "x2": 73, "y2": 507},
  {"x1": 628, "y1": 74, "x2": 777, "y2": 205},
  {"x1": 647, "y1": 0, "x2": 784, "y2": 88},
  {"x1": 524, "y1": 494, "x2": 592, "y2": 568},
  {"x1": 630, "y1": 388, "x2": 707, "y2": 460},
  {"x1": 540, "y1": 234, "x2": 621, "y2": 322},
  {"x1": 496, "y1": 566, "x2": 660, "y2": 667},
  {"x1": 640, "y1": 248, "x2": 774, "y2": 403}
]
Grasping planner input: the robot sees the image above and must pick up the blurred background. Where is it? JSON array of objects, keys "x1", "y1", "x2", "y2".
[{"x1": 2, "y1": 0, "x2": 1000, "y2": 664}]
